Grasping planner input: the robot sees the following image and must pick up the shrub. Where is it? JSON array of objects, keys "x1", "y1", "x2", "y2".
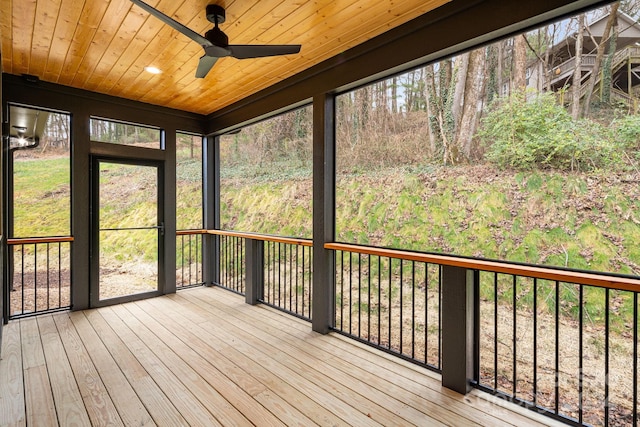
[
  {"x1": 613, "y1": 114, "x2": 640, "y2": 153},
  {"x1": 479, "y1": 92, "x2": 623, "y2": 171}
]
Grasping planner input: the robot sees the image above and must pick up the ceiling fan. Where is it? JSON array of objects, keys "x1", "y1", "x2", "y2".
[{"x1": 130, "y1": 0, "x2": 301, "y2": 78}]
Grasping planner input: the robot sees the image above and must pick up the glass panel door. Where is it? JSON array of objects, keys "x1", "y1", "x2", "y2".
[{"x1": 92, "y1": 159, "x2": 163, "y2": 304}]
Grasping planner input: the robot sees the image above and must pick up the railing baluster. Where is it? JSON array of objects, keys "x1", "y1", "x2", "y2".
[
  {"x1": 349, "y1": 252, "x2": 353, "y2": 336},
  {"x1": 340, "y1": 251, "x2": 344, "y2": 331},
  {"x1": 605, "y1": 288, "x2": 610, "y2": 427},
  {"x1": 411, "y1": 260, "x2": 415, "y2": 359},
  {"x1": 533, "y1": 277, "x2": 538, "y2": 407},
  {"x1": 358, "y1": 253, "x2": 362, "y2": 338},
  {"x1": 46, "y1": 243, "x2": 51, "y2": 310},
  {"x1": 634, "y1": 292, "x2": 638, "y2": 427},
  {"x1": 388, "y1": 257, "x2": 392, "y2": 352},
  {"x1": 188, "y1": 234, "x2": 192, "y2": 286},
  {"x1": 555, "y1": 280, "x2": 560, "y2": 415},
  {"x1": 58, "y1": 242, "x2": 62, "y2": 308},
  {"x1": 579, "y1": 284, "x2": 584, "y2": 426},
  {"x1": 513, "y1": 274, "x2": 517, "y2": 398},
  {"x1": 368, "y1": 255, "x2": 371, "y2": 341},
  {"x1": 494, "y1": 273, "x2": 498, "y2": 391},
  {"x1": 425, "y1": 262, "x2": 428, "y2": 364},
  {"x1": 399, "y1": 259, "x2": 403, "y2": 355},
  {"x1": 34, "y1": 245, "x2": 38, "y2": 313},
  {"x1": 377, "y1": 256, "x2": 382, "y2": 345}
]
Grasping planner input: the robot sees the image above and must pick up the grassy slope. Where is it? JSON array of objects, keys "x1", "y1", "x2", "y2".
[
  {"x1": 15, "y1": 157, "x2": 640, "y2": 277},
  {"x1": 222, "y1": 165, "x2": 640, "y2": 277}
]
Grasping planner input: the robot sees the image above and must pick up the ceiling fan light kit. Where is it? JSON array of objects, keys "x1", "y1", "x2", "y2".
[{"x1": 130, "y1": 0, "x2": 301, "y2": 78}]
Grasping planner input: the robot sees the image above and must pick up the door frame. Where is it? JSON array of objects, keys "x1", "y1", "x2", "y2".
[{"x1": 90, "y1": 156, "x2": 165, "y2": 308}]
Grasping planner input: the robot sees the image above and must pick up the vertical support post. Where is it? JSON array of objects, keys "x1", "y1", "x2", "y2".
[
  {"x1": 245, "y1": 238, "x2": 264, "y2": 305},
  {"x1": 71, "y1": 110, "x2": 91, "y2": 310},
  {"x1": 312, "y1": 93, "x2": 335, "y2": 334},
  {"x1": 163, "y1": 127, "x2": 176, "y2": 294},
  {"x1": 441, "y1": 265, "x2": 476, "y2": 394},
  {"x1": 203, "y1": 134, "x2": 219, "y2": 286}
]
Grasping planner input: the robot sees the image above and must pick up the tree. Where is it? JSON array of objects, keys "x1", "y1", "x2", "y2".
[
  {"x1": 583, "y1": 2, "x2": 619, "y2": 116},
  {"x1": 571, "y1": 14, "x2": 586, "y2": 119},
  {"x1": 512, "y1": 35, "x2": 528, "y2": 95},
  {"x1": 457, "y1": 48, "x2": 487, "y2": 160}
]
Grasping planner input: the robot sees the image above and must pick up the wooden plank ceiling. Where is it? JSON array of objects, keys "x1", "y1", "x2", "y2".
[{"x1": 0, "y1": 0, "x2": 450, "y2": 115}]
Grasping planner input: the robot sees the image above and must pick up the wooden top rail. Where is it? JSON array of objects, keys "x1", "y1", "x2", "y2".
[
  {"x1": 176, "y1": 229, "x2": 208, "y2": 236},
  {"x1": 208, "y1": 230, "x2": 313, "y2": 247},
  {"x1": 7, "y1": 236, "x2": 75, "y2": 245},
  {"x1": 325, "y1": 242, "x2": 640, "y2": 293}
]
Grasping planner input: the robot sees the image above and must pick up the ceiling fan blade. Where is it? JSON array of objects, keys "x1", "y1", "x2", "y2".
[
  {"x1": 228, "y1": 44, "x2": 301, "y2": 59},
  {"x1": 195, "y1": 55, "x2": 218, "y2": 78},
  {"x1": 130, "y1": 0, "x2": 212, "y2": 48}
]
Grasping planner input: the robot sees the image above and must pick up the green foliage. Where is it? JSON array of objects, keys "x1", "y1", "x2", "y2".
[
  {"x1": 613, "y1": 114, "x2": 640, "y2": 161},
  {"x1": 479, "y1": 92, "x2": 626, "y2": 171}
]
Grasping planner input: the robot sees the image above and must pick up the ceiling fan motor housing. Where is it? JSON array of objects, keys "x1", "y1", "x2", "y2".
[
  {"x1": 205, "y1": 26, "x2": 229, "y2": 47},
  {"x1": 206, "y1": 4, "x2": 226, "y2": 24}
]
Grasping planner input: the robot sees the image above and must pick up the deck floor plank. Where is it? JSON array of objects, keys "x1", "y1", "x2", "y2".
[
  {"x1": 164, "y1": 291, "x2": 435, "y2": 426},
  {"x1": 121, "y1": 301, "x2": 288, "y2": 427},
  {"x1": 52, "y1": 313, "x2": 124, "y2": 427},
  {"x1": 105, "y1": 303, "x2": 254, "y2": 427},
  {"x1": 141, "y1": 296, "x2": 351, "y2": 427},
  {"x1": 197, "y1": 287, "x2": 561, "y2": 427},
  {"x1": 37, "y1": 315, "x2": 91, "y2": 426},
  {"x1": 0, "y1": 286, "x2": 567, "y2": 426},
  {"x1": 69, "y1": 311, "x2": 156, "y2": 426},
  {"x1": 95, "y1": 306, "x2": 224, "y2": 427},
  {"x1": 20, "y1": 318, "x2": 57, "y2": 426},
  {"x1": 178, "y1": 290, "x2": 474, "y2": 426},
  {"x1": 84, "y1": 309, "x2": 190, "y2": 426},
  {"x1": 189, "y1": 288, "x2": 524, "y2": 426},
  {"x1": 0, "y1": 321, "x2": 25, "y2": 427}
]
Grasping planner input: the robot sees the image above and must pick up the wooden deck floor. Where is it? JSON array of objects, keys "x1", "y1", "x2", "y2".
[{"x1": 0, "y1": 286, "x2": 564, "y2": 426}]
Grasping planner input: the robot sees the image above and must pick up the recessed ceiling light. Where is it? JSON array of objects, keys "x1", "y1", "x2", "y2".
[{"x1": 144, "y1": 66, "x2": 162, "y2": 74}]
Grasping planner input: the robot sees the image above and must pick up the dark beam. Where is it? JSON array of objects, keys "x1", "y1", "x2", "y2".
[
  {"x1": 206, "y1": 0, "x2": 611, "y2": 134},
  {"x1": 2, "y1": 74, "x2": 205, "y2": 133}
]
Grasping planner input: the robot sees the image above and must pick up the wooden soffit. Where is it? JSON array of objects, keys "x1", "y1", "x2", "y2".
[{"x1": 0, "y1": 0, "x2": 452, "y2": 115}]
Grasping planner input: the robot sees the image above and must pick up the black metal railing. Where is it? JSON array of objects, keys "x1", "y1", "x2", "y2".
[
  {"x1": 332, "y1": 248, "x2": 442, "y2": 371},
  {"x1": 216, "y1": 233, "x2": 246, "y2": 294},
  {"x1": 176, "y1": 230, "x2": 205, "y2": 289},
  {"x1": 209, "y1": 230, "x2": 313, "y2": 319},
  {"x1": 7, "y1": 236, "x2": 73, "y2": 319},
  {"x1": 326, "y1": 242, "x2": 640, "y2": 427},
  {"x1": 263, "y1": 238, "x2": 313, "y2": 320},
  {"x1": 476, "y1": 272, "x2": 639, "y2": 427}
]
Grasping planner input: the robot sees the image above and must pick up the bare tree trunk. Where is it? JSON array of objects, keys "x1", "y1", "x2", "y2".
[
  {"x1": 602, "y1": 15, "x2": 619, "y2": 103},
  {"x1": 571, "y1": 14, "x2": 586, "y2": 119},
  {"x1": 424, "y1": 65, "x2": 437, "y2": 155},
  {"x1": 457, "y1": 48, "x2": 487, "y2": 161},
  {"x1": 391, "y1": 77, "x2": 398, "y2": 114},
  {"x1": 583, "y1": 2, "x2": 619, "y2": 116},
  {"x1": 452, "y1": 53, "x2": 470, "y2": 127},
  {"x1": 544, "y1": 30, "x2": 553, "y2": 92},
  {"x1": 512, "y1": 35, "x2": 528, "y2": 96},
  {"x1": 497, "y1": 41, "x2": 504, "y2": 96}
]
